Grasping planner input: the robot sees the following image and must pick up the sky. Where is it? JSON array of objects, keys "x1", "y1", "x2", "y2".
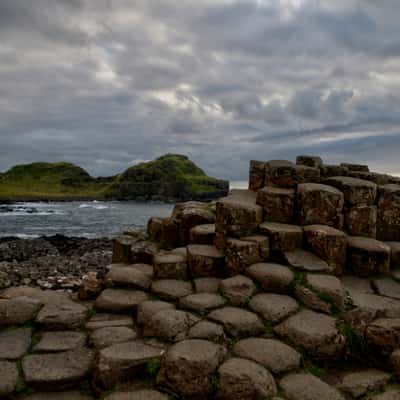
[{"x1": 1, "y1": 0, "x2": 400, "y2": 180}]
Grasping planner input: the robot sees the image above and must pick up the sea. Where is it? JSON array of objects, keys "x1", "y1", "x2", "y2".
[{"x1": 0, "y1": 181, "x2": 248, "y2": 238}]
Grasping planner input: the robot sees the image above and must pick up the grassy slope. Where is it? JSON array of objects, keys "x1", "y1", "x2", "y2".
[{"x1": 0, "y1": 155, "x2": 225, "y2": 200}]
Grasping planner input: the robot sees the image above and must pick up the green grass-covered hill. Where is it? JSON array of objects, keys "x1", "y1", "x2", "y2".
[{"x1": 0, "y1": 155, "x2": 229, "y2": 201}]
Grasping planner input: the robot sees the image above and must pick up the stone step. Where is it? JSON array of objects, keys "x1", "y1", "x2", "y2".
[
  {"x1": 283, "y1": 249, "x2": 331, "y2": 273},
  {"x1": 259, "y1": 222, "x2": 303, "y2": 251},
  {"x1": 95, "y1": 289, "x2": 149, "y2": 313},
  {"x1": 153, "y1": 252, "x2": 188, "y2": 280},
  {"x1": 106, "y1": 263, "x2": 153, "y2": 289}
]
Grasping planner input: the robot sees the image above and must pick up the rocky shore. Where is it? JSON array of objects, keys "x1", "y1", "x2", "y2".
[{"x1": 0, "y1": 235, "x2": 112, "y2": 290}]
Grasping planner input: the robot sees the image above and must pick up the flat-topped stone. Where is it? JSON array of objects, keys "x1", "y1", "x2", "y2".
[
  {"x1": 24, "y1": 393, "x2": 93, "y2": 400},
  {"x1": 219, "y1": 275, "x2": 256, "y2": 306},
  {"x1": 369, "y1": 389, "x2": 400, "y2": 400},
  {"x1": 304, "y1": 225, "x2": 347, "y2": 276},
  {"x1": 95, "y1": 340, "x2": 165, "y2": 388},
  {"x1": 249, "y1": 293, "x2": 299, "y2": 323},
  {"x1": 283, "y1": 249, "x2": 331, "y2": 273},
  {"x1": 280, "y1": 372, "x2": 345, "y2": 400},
  {"x1": 247, "y1": 263, "x2": 294, "y2": 293},
  {"x1": 151, "y1": 279, "x2": 193, "y2": 300},
  {"x1": 23, "y1": 348, "x2": 93, "y2": 389},
  {"x1": 157, "y1": 339, "x2": 226, "y2": 399},
  {"x1": 274, "y1": 309, "x2": 345, "y2": 358},
  {"x1": 365, "y1": 318, "x2": 400, "y2": 350},
  {"x1": 106, "y1": 264, "x2": 153, "y2": 289},
  {"x1": 89, "y1": 326, "x2": 137, "y2": 349},
  {"x1": 338, "y1": 369, "x2": 391, "y2": 398},
  {"x1": 194, "y1": 277, "x2": 221, "y2": 293},
  {"x1": 187, "y1": 244, "x2": 225, "y2": 277},
  {"x1": 296, "y1": 183, "x2": 344, "y2": 227},
  {"x1": 0, "y1": 296, "x2": 42, "y2": 326},
  {"x1": 216, "y1": 357, "x2": 277, "y2": 400},
  {"x1": 179, "y1": 293, "x2": 226, "y2": 314},
  {"x1": 36, "y1": 298, "x2": 87, "y2": 330},
  {"x1": 323, "y1": 176, "x2": 377, "y2": 206},
  {"x1": 256, "y1": 186, "x2": 295, "y2": 223},
  {"x1": 225, "y1": 238, "x2": 261, "y2": 275},
  {"x1": 104, "y1": 390, "x2": 169, "y2": 400},
  {"x1": 34, "y1": 331, "x2": 86, "y2": 353},
  {"x1": 0, "y1": 361, "x2": 18, "y2": 397},
  {"x1": 321, "y1": 164, "x2": 349, "y2": 178},
  {"x1": 259, "y1": 222, "x2": 303, "y2": 251},
  {"x1": 153, "y1": 252, "x2": 187, "y2": 280},
  {"x1": 373, "y1": 278, "x2": 400, "y2": 300},
  {"x1": 142, "y1": 309, "x2": 199, "y2": 341},
  {"x1": 0, "y1": 327, "x2": 32, "y2": 360},
  {"x1": 187, "y1": 320, "x2": 226, "y2": 341},
  {"x1": 85, "y1": 313, "x2": 134, "y2": 330},
  {"x1": 349, "y1": 291, "x2": 400, "y2": 318},
  {"x1": 136, "y1": 300, "x2": 176, "y2": 325},
  {"x1": 95, "y1": 289, "x2": 148, "y2": 313},
  {"x1": 233, "y1": 338, "x2": 301, "y2": 373},
  {"x1": 189, "y1": 224, "x2": 216, "y2": 245},
  {"x1": 347, "y1": 236, "x2": 390, "y2": 277},
  {"x1": 340, "y1": 276, "x2": 373, "y2": 294},
  {"x1": 208, "y1": 307, "x2": 264, "y2": 338}
]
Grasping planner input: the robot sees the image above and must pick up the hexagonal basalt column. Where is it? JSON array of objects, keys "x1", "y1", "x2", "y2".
[
  {"x1": 377, "y1": 184, "x2": 400, "y2": 241},
  {"x1": 256, "y1": 186, "x2": 295, "y2": 223}
]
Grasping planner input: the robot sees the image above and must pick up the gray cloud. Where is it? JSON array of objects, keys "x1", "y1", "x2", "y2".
[{"x1": 1, "y1": 0, "x2": 400, "y2": 180}]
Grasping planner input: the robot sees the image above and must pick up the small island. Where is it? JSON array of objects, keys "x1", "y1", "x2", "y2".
[{"x1": 0, "y1": 154, "x2": 229, "y2": 202}]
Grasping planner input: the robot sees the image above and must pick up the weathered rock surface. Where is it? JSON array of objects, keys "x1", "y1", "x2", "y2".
[
  {"x1": 377, "y1": 184, "x2": 400, "y2": 241},
  {"x1": 233, "y1": 337, "x2": 301, "y2": 373},
  {"x1": 0, "y1": 296, "x2": 42, "y2": 326},
  {"x1": 153, "y1": 252, "x2": 187, "y2": 280},
  {"x1": 104, "y1": 390, "x2": 169, "y2": 400},
  {"x1": 187, "y1": 320, "x2": 226, "y2": 341},
  {"x1": 85, "y1": 313, "x2": 134, "y2": 330},
  {"x1": 179, "y1": 292, "x2": 226, "y2": 313},
  {"x1": 372, "y1": 277, "x2": 400, "y2": 300},
  {"x1": 247, "y1": 262, "x2": 294, "y2": 293},
  {"x1": 225, "y1": 238, "x2": 261, "y2": 275},
  {"x1": 95, "y1": 289, "x2": 148, "y2": 313},
  {"x1": 256, "y1": 186, "x2": 295, "y2": 223},
  {"x1": 0, "y1": 327, "x2": 32, "y2": 359},
  {"x1": 365, "y1": 318, "x2": 400, "y2": 350},
  {"x1": 215, "y1": 357, "x2": 277, "y2": 400},
  {"x1": 283, "y1": 249, "x2": 331, "y2": 273},
  {"x1": 187, "y1": 244, "x2": 225, "y2": 277},
  {"x1": 194, "y1": 277, "x2": 221, "y2": 293},
  {"x1": 151, "y1": 279, "x2": 193, "y2": 300},
  {"x1": 89, "y1": 326, "x2": 137, "y2": 349},
  {"x1": 219, "y1": 275, "x2": 256, "y2": 305},
  {"x1": 259, "y1": 222, "x2": 303, "y2": 251},
  {"x1": 345, "y1": 205, "x2": 377, "y2": 238},
  {"x1": 157, "y1": 339, "x2": 226, "y2": 399},
  {"x1": 34, "y1": 331, "x2": 86, "y2": 352},
  {"x1": 0, "y1": 360, "x2": 18, "y2": 397},
  {"x1": 106, "y1": 264, "x2": 153, "y2": 289},
  {"x1": 189, "y1": 224, "x2": 216, "y2": 245}
]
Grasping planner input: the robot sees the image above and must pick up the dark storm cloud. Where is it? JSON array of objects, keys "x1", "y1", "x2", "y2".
[{"x1": 1, "y1": 0, "x2": 400, "y2": 179}]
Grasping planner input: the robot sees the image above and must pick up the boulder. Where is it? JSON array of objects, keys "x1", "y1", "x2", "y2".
[
  {"x1": 259, "y1": 222, "x2": 303, "y2": 251},
  {"x1": 215, "y1": 357, "x2": 277, "y2": 400},
  {"x1": 347, "y1": 236, "x2": 391, "y2": 277},
  {"x1": 189, "y1": 224, "x2": 216, "y2": 245},
  {"x1": 280, "y1": 372, "x2": 345, "y2": 400},
  {"x1": 377, "y1": 184, "x2": 400, "y2": 241},
  {"x1": 95, "y1": 341, "x2": 164, "y2": 389},
  {"x1": 304, "y1": 225, "x2": 347, "y2": 275},
  {"x1": 95, "y1": 289, "x2": 148, "y2": 313},
  {"x1": 219, "y1": 275, "x2": 256, "y2": 306},
  {"x1": 157, "y1": 339, "x2": 226, "y2": 399},
  {"x1": 246, "y1": 263, "x2": 294, "y2": 293},
  {"x1": 151, "y1": 279, "x2": 193, "y2": 300},
  {"x1": 187, "y1": 320, "x2": 226, "y2": 341},
  {"x1": 153, "y1": 252, "x2": 187, "y2": 280},
  {"x1": 179, "y1": 293, "x2": 226, "y2": 314},
  {"x1": 345, "y1": 205, "x2": 377, "y2": 238},
  {"x1": 225, "y1": 238, "x2": 261, "y2": 275},
  {"x1": 296, "y1": 183, "x2": 344, "y2": 227},
  {"x1": 194, "y1": 277, "x2": 221, "y2": 293},
  {"x1": 233, "y1": 337, "x2": 301, "y2": 373},
  {"x1": 136, "y1": 300, "x2": 175, "y2": 325},
  {"x1": 106, "y1": 264, "x2": 153, "y2": 290},
  {"x1": 256, "y1": 186, "x2": 295, "y2": 223},
  {"x1": 0, "y1": 296, "x2": 42, "y2": 326},
  {"x1": 187, "y1": 244, "x2": 225, "y2": 277},
  {"x1": 249, "y1": 293, "x2": 299, "y2": 323},
  {"x1": 208, "y1": 307, "x2": 264, "y2": 338},
  {"x1": 323, "y1": 176, "x2": 377, "y2": 206},
  {"x1": 274, "y1": 309, "x2": 345, "y2": 358},
  {"x1": 248, "y1": 160, "x2": 266, "y2": 190}
]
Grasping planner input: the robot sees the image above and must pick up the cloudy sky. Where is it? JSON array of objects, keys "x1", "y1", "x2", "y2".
[{"x1": 1, "y1": 0, "x2": 400, "y2": 180}]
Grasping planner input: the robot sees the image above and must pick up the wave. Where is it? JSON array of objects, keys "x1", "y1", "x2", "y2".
[
  {"x1": 0, "y1": 233, "x2": 41, "y2": 239},
  {"x1": 0, "y1": 211, "x2": 65, "y2": 216},
  {"x1": 78, "y1": 203, "x2": 108, "y2": 210}
]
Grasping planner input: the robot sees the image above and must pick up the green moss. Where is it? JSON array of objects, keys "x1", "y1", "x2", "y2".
[
  {"x1": 145, "y1": 359, "x2": 161, "y2": 380},
  {"x1": 210, "y1": 372, "x2": 219, "y2": 395},
  {"x1": 337, "y1": 321, "x2": 367, "y2": 358}
]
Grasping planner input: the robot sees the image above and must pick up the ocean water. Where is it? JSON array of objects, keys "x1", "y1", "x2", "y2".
[{"x1": 0, "y1": 181, "x2": 247, "y2": 238}]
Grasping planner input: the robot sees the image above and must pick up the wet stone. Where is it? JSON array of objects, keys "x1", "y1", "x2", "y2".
[
  {"x1": 249, "y1": 293, "x2": 299, "y2": 323},
  {"x1": 34, "y1": 331, "x2": 86, "y2": 353},
  {"x1": 259, "y1": 222, "x2": 303, "y2": 251},
  {"x1": 0, "y1": 360, "x2": 18, "y2": 397},
  {"x1": 219, "y1": 275, "x2": 256, "y2": 306},
  {"x1": 136, "y1": 300, "x2": 176, "y2": 325},
  {"x1": 208, "y1": 307, "x2": 264, "y2": 338},
  {"x1": 0, "y1": 327, "x2": 32, "y2": 360},
  {"x1": 23, "y1": 348, "x2": 93, "y2": 389},
  {"x1": 157, "y1": 339, "x2": 227, "y2": 400},
  {"x1": 95, "y1": 340, "x2": 164, "y2": 389},
  {"x1": 215, "y1": 357, "x2": 277, "y2": 400},
  {"x1": 89, "y1": 326, "x2": 137, "y2": 349},
  {"x1": 233, "y1": 337, "x2": 301, "y2": 373},
  {"x1": 151, "y1": 279, "x2": 193, "y2": 301},
  {"x1": 179, "y1": 293, "x2": 226, "y2": 314},
  {"x1": 95, "y1": 289, "x2": 149, "y2": 313},
  {"x1": 247, "y1": 263, "x2": 294, "y2": 294}
]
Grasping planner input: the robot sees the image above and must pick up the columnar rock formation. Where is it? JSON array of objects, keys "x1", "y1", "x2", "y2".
[{"x1": 1, "y1": 155, "x2": 400, "y2": 399}]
